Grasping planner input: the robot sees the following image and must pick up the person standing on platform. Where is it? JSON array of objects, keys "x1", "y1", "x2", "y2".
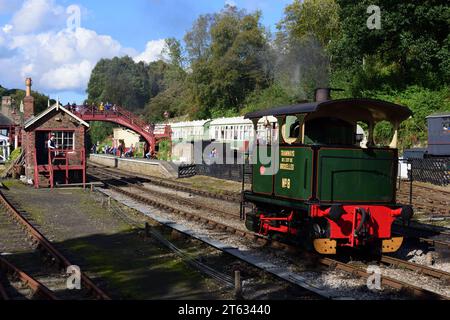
[
  {"x1": 143, "y1": 142, "x2": 149, "y2": 159},
  {"x1": 118, "y1": 141, "x2": 125, "y2": 158},
  {"x1": 47, "y1": 134, "x2": 58, "y2": 164}
]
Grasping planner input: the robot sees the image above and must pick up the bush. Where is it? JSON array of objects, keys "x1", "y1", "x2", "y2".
[
  {"x1": 157, "y1": 140, "x2": 171, "y2": 161},
  {"x1": 7, "y1": 147, "x2": 22, "y2": 163}
]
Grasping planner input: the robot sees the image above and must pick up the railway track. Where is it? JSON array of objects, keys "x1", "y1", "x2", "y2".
[
  {"x1": 393, "y1": 222, "x2": 450, "y2": 250},
  {"x1": 0, "y1": 257, "x2": 57, "y2": 300},
  {"x1": 89, "y1": 165, "x2": 450, "y2": 249},
  {"x1": 379, "y1": 255, "x2": 450, "y2": 282},
  {"x1": 88, "y1": 164, "x2": 240, "y2": 202},
  {"x1": 88, "y1": 166, "x2": 241, "y2": 220},
  {"x1": 89, "y1": 164, "x2": 449, "y2": 216},
  {"x1": 88, "y1": 166, "x2": 449, "y2": 300},
  {"x1": 0, "y1": 190, "x2": 110, "y2": 300},
  {"x1": 397, "y1": 183, "x2": 449, "y2": 216}
]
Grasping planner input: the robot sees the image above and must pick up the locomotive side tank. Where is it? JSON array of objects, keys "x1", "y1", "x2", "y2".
[{"x1": 242, "y1": 89, "x2": 414, "y2": 254}]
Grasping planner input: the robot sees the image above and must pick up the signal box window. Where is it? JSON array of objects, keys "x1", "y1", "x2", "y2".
[{"x1": 53, "y1": 131, "x2": 74, "y2": 150}]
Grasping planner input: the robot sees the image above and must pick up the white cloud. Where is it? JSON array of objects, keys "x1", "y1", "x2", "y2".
[
  {"x1": 133, "y1": 39, "x2": 167, "y2": 64},
  {"x1": 11, "y1": 0, "x2": 65, "y2": 34},
  {"x1": 40, "y1": 60, "x2": 92, "y2": 90},
  {"x1": 0, "y1": 0, "x2": 162, "y2": 96},
  {"x1": 2, "y1": 24, "x2": 13, "y2": 34},
  {"x1": 0, "y1": 27, "x2": 131, "y2": 92}
]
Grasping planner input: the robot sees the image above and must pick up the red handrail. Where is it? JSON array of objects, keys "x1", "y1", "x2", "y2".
[
  {"x1": 70, "y1": 104, "x2": 171, "y2": 156},
  {"x1": 47, "y1": 149, "x2": 79, "y2": 188},
  {"x1": 72, "y1": 105, "x2": 150, "y2": 130},
  {"x1": 33, "y1": 149, "x2": 39, "y2": 188}
]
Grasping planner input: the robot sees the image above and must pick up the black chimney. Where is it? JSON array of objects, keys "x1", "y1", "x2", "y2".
[{"x1": 314, "y1": 88, "x2": 331, "y2": 102}]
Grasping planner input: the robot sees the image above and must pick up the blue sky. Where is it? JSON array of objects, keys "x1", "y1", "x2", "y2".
[{"x1": 0, "y1": 0, "x2": 292, "y2": 103}]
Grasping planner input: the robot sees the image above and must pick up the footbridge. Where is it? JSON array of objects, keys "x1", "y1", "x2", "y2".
[{"x1": 72, "y1": 105, "x2": 171, "y2": 156}]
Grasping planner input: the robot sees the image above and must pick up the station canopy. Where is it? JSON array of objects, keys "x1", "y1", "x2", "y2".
[{"x1": 244, "y1": 98, "x2": 413, "y2": 124}]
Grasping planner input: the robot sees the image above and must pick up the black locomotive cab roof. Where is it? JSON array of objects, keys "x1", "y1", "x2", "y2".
[{"x1": 244, "y1": 98, "x2": 412, "y2": 124}]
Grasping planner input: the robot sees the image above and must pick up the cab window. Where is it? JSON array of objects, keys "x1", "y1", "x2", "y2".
[
  {"x1": 281, "y1": 116, "x2": 300, "y2": 145},
  {"x1": 304, "y1": 117, "x2": 354, "y2": 145}
]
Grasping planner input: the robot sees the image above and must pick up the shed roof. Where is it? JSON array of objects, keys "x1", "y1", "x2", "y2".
[
  {"x1": 0, "y1": 113, "x2": 14, "y2": 126},
  {"x1": 426, "y1": 112, "x2": 450, "y2": 119}
]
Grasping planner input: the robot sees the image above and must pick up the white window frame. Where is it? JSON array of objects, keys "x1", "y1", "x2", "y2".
[{"x1": 53, "y1": 131, "x2": 75, "y2": 151}]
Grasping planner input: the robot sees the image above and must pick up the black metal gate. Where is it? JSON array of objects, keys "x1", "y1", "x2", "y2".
[
  {"x1": 178, "y1": 164, "x2": 197, "y2": 178},
  {"x1": 409, "y1": 158, "x2": 449, "y2": 186},
  {"x1": 196, "y1": 163, "x2": 252, "y2": 183},
  {"x1": 178, "y1": 163, "x2": 252, "y2": 183}
]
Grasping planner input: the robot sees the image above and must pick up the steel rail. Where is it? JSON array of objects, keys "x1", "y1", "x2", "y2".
[
  {"x1": 88, "y1": 168, "x2": 240, "y2": 219},
  {"x1": 0, "y1": 256, "x2": 58, "y2": 300},
  {"x1": 0, "y1": 190, "x2": 110, "y2": 300},
  {"x1": 90, "y1": 171, "x2": 449, "y2": 300},
  {"x1": 91, "y1": 166, "x2": 450, "y2": 252},
  {"x1": 96, "y1": 192, "x2": 235, "y2": 289},
  {"x1": 88, "y1": 164, "x2": 240, "y2": 202},
  {"x1": 380, "y1": 255, "x2": 450, "y2": 281},
  {"x1": 318, "y1": 257, "x2": 448, "y2": 300}
]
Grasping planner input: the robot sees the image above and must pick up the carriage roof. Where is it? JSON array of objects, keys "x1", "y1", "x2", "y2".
[
  {"x1": 168, "y1": 119, "x2": 211, "y2": 128},
  {"x1": 210, "y1": 116, "x2": 277, "y2": 126}
]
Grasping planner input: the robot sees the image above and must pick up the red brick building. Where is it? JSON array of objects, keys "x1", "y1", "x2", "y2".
[
  {"x1": 22, "y1": 78, "x2": 89, "y2": 188},
  {"x1": 0, "y1": 96, "x2": 23, "y2": 152}
]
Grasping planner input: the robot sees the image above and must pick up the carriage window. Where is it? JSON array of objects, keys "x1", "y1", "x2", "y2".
[
  {"x1": 245, "y1": 125, "x2": 249, "y2": 139},
  {"x1": 443, "y1": 118, "x2": 449, "y2": 132}
]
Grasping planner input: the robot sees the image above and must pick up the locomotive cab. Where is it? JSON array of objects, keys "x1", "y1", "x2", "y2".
[{"x1": 242, "y1": 92, "x2": 413, "y2": 254}]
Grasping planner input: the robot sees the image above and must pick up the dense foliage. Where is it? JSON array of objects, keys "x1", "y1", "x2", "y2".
[
  {"x1": 87, "y1": 56, "x2": 150, "y2": 111},
  {"x1": 85, "y1": 1, "x2": 449, "y2": 150}
]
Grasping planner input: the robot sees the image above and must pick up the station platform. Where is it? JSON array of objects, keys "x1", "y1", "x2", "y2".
[{"x1": 88, "y1": 154, "x2": 178, "y2": 178}]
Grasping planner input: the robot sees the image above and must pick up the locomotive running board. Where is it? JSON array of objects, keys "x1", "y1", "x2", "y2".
[
  {"x1": 382, "y1": 237, "x2": 403, "y2": 253},
  {"x1": 313, "y1": 239, "x2": 337, "y2": 254}
]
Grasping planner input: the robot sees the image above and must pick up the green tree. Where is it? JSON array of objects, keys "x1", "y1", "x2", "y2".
[
  {"x1": 88, "y1": 121, "x2": 114, "y2": 145},
  {"x1": 4, "y1": 88, "x2": 51, "y2": 114},
  {"x1": 274, "y1": 0, "x2": 340, "y2": 100},
  {"x1": 187, "y1": 6, "x2": 272, "y2": 118},
  {"x1": 331, "y1": 0, "x2": 450, "y2": 90},
  {"x1": 145, "y1": 38, "x2": 190, "y2": 122},
  {"x1": 147, "y1": 60, "x2": 169, "y2": 98},
  {"x1": 184, "y1": 14, "x2": 214, "y2": 63},
  {"x1": 0, "y1": 85, "x2": 7, "y2": 97},
  {"x1": 278, "y1": 0, "x2": 341, "y2": 50},
  {"x1": 87, "y1": 56, "x2": 150, "y2": 111}
]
